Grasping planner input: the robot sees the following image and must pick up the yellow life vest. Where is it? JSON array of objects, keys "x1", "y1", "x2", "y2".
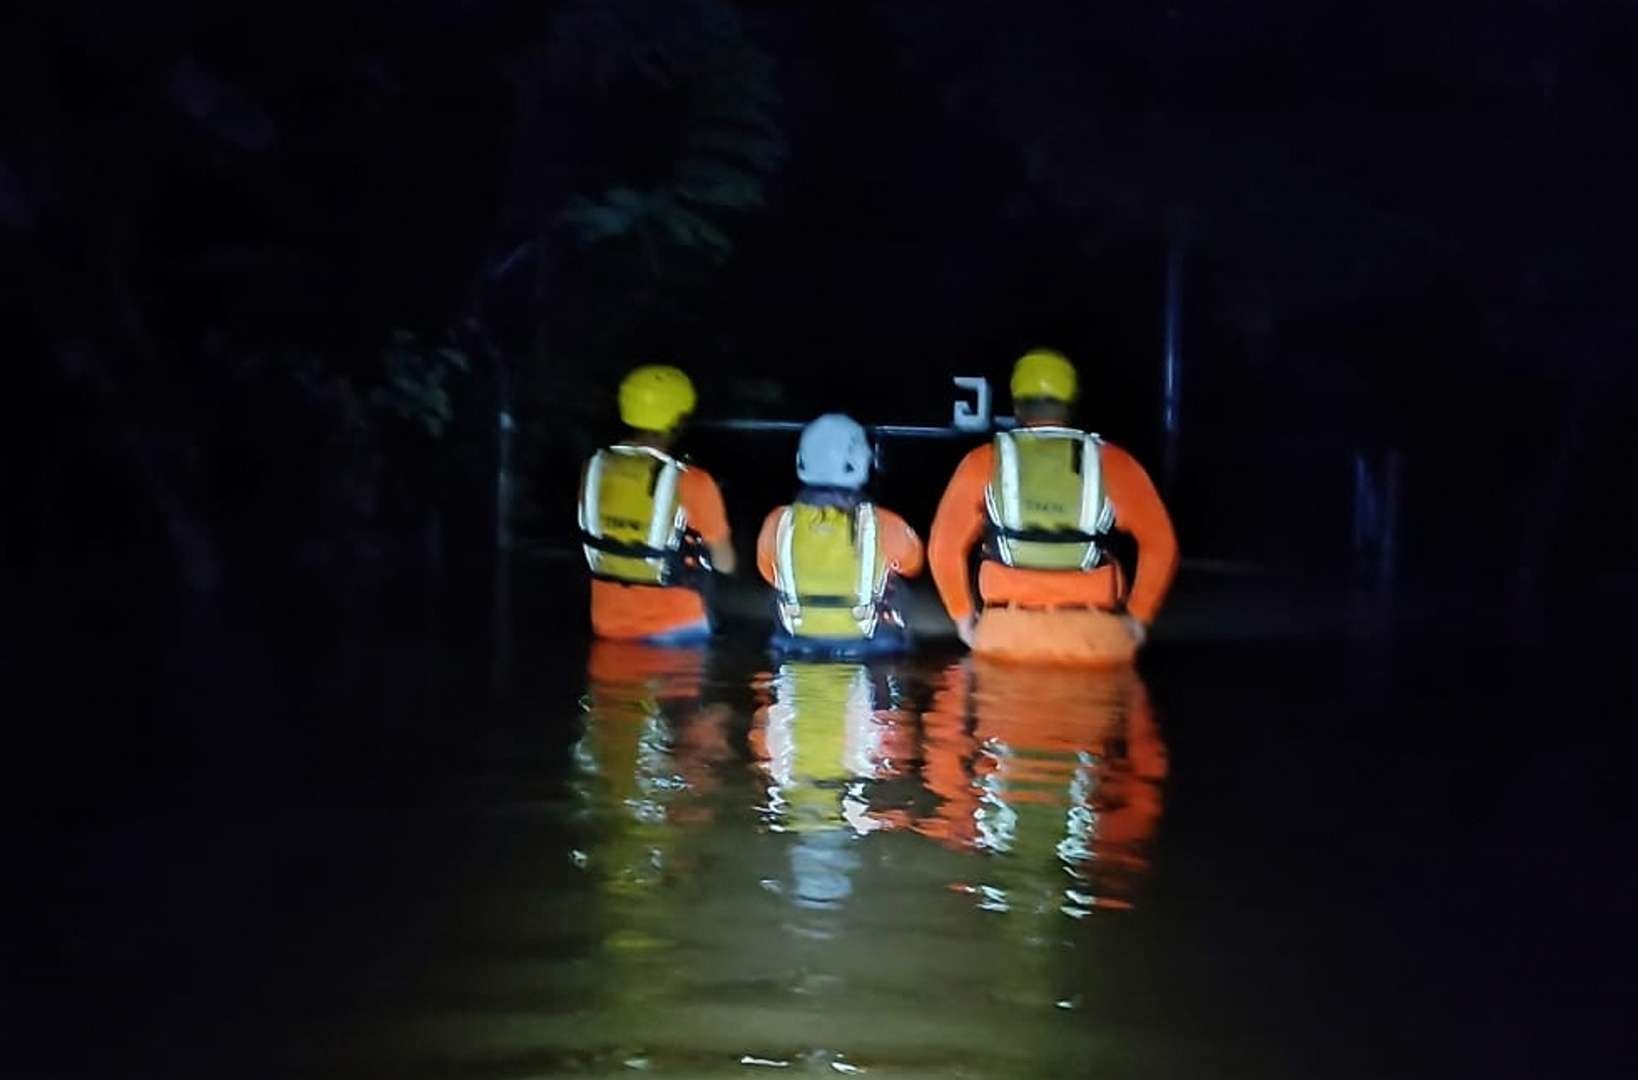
[
  {"x1": 773, "y1": 502, "x2": 886, "y2": 639},
  {"x1": 578, "y1": 445, "x2": 687, "y2": 585},
  {"x1": 984, "y1": 427, "x2": 1114, "y2": 570}
]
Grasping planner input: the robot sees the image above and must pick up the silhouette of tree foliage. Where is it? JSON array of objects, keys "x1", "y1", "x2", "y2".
[{"x1": 1, "y1": 1, "x2": 784, "y2": 601}]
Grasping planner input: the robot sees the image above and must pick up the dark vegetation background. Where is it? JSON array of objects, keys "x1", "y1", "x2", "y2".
[
  {"x1": 5, "y1": 7, "x2": 1638, "y2": 1078},
  {"x1": 4, "y1": 0, "x2": 1636, "y2": 779}
]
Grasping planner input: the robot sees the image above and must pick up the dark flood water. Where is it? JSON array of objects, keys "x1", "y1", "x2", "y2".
[{"x1": 8, "y1": 572, "x2": 1635, "y2": 1078}]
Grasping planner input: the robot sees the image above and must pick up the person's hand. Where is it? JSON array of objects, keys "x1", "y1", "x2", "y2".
[
  {"x1": 955, "y1": 613, "x2": 978, "y2": 648},
  {"x1": 707, "y1": 539, "x2": 737, "y2": 575},
  {"x1": 1121, "y1": 614, "x2": 1148, "y2": 647}
]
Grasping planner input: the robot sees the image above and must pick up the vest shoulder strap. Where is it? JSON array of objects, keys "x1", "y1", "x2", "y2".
[{"x1": 605, "y1": 442, "x2": 686, "y2": 469}]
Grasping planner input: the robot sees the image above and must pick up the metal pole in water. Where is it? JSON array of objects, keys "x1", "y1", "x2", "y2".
[
  {"x1": 491, "y1": 359, "x2": 515, "y2": 697},
  {"x1": 1162, "y1": 210, "x2": 1187, "y2": 495},
  {"x1": 1379, "y1": 451, "x2": 1402, "y2": 591},
  {"x1": 1351, "y1": 451, "x2": 1371, "y2": 572}
]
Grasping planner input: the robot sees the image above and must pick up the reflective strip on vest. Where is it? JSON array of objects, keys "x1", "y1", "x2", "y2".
[
  {"x1": 773, "y1": 502, "x2": 882, "y2": 638},
  {"x1": 774, "y1": 507, "x2": 797, "y2": 631},
  {"x1": 986, "y1": 427, "x2": 1112, "y2": 570},
  {"x1": 855, "y1": 506, "x2": 879, "y2": 617},
  {"x1": 578, "y1": 445, "x2": 686, "y2": 583},
  {"x1": 988, "y1": 433, "x2": 1023, "y2": 565}
]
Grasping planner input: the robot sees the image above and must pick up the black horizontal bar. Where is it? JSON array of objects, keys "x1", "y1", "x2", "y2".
[{"x1": 699, "y1": 419, "x2": 1015, "y2": 437}]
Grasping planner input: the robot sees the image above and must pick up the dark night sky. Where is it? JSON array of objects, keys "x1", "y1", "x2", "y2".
[
  {"x1": 5, "y1": 1, "x2": 1637, "y2": 581},
  {"x1": 11, "y1": 16, "x2": 1638, "y2": 1080}
]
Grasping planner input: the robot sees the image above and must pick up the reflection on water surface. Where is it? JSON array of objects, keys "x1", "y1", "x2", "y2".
[{"x1": 326, "y1": 641, "x2": 1168, "y2": 1076}]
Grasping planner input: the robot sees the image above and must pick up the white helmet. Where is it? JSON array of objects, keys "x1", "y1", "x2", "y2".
[{"x1": 796, "y1": 413, "x2": 872, "y2": 489}]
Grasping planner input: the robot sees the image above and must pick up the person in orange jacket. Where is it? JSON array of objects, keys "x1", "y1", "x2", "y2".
[
  {"x1": 928, "y1": 349, "x2": 1178, "y2": 665},
  {"x1": 755, "y1": 414, "x2": 925, "y2": 657},
  {"x1": 578, "y1": 365, "x2": 736, "y2": 642}
]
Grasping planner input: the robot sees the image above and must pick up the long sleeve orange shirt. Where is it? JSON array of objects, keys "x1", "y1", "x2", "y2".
[{"x1": 927, "y1": 437, "x2": 1178, "y2": 625}]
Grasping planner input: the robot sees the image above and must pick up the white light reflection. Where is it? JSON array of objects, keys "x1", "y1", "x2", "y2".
[{"x1": 974, "y1": 767, "x2": 1018, "y2": 854}]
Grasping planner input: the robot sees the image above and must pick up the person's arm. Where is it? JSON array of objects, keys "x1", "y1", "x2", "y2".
[
  {"x1": 878, "y1": 508, "x2": 925, "y2": 578},
  {"x1": 928, "y1": 446, "x2": 993, "y2": 640},
  {"x1": 680, "y1": 468, "x2": 737, "y2": 575},
  {"x1": 755, "y1": 508, "x2": 783, "y2": 586},
  {"x1": 1101, "y1": 443, "x2": 1178, "y2": 625}
]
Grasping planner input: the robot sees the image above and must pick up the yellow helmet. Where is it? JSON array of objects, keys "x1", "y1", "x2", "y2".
[
  {"x1": 618, "y1": 364, "x2": 697, "y2": 432},
  {"x1": 1010, "y1": 349, "x2": 1078, "y2": 403}
]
